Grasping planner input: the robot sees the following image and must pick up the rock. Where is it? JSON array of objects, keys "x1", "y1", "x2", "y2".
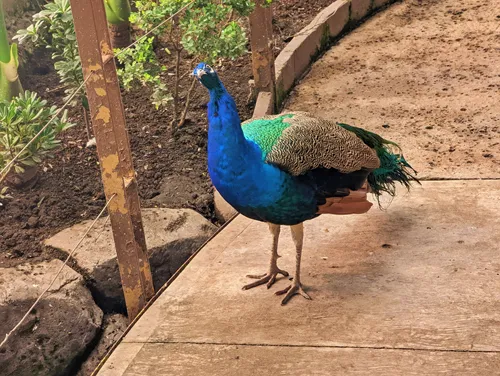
[
  {"x1": 4, "y1": 165, "x2": 39, "y2": 189},
  {"x1": 0, "y1": 260, "x2": 103, "y2": 376},
  {"x1": 148, "y1": 235, "x2": 212, "y2": 291},
  {"x1": 77, "y1": 314, "x2": 128, "y2": 376},
  {"x1": 45, "y1": 208, "x2": 217, "y2": 313},
  {"x1": 214, "y1": 190, "x2": 237, "y2": 223}
]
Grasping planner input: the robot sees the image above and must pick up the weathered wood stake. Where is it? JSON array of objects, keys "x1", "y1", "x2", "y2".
[
  {"x1": 249, "y1": 0, "x2": 276, "y2": 107},
  {"x1": 70, "y1": 0, "x2": 154, "y2": 320}
]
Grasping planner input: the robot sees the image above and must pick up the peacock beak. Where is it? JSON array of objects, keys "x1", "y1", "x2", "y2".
[{"x1": 196, "y1": 69, "x2": 206, "y2": 79}]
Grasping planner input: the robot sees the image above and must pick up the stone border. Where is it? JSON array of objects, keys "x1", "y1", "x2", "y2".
[
  {"x1": 218, "y1": 0, "x2": 398, "y2": 222},
  {"x1": 253, "y1": 0, "x2": 397, "y2": 118}
]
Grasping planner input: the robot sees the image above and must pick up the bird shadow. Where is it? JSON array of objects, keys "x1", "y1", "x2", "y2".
[{"x1": 309, "y1": 206, "x2": 422, "y2": 299}]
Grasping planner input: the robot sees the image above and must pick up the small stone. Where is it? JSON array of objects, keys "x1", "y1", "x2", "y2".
[
  {"x1": 483, "y1": 153, "x2": 493, "y2": 158},
  {"x1": 27, "y1": 216, "x2": 39, "y2": 228},
  {"x1": 86, "y1": 137, "x2": 96, "y2": 148},
  {"x1": 146, "y1": 191, "x2": 160, "y2": 200},
  {"x1": 195, "y1": 194, "x2": 212, "y2": 208}
]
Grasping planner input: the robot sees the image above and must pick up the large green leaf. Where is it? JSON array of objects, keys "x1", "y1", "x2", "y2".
[
  {"x1": 0, "y1": 44, "x2": 22, "y2": 101},
  {"x1": 104, "y1": 0, "x2": 132, "y2": 25}
]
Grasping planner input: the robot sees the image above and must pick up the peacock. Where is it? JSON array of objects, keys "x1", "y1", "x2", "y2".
[{"x1": 193, "y1": 62, "x2": 420, "y2": 305}]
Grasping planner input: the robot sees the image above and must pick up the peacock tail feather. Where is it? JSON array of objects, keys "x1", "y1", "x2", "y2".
[{"x1": 337, "y1": 122, "x2": 420, "y2": 197}]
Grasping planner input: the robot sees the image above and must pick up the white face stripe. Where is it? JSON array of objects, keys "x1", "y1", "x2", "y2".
[{"x1": 196, "y1": 69, "x2": 206, "y2": 78}]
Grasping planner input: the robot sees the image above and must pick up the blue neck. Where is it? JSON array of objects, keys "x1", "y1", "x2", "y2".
[
  {"x1": 207, "y1": 84, "x2": 252, "y2": 187},
  {"x1": 206, "y1": 83, "x2": 283, "y2": 207},
  {"x1": 207, "y1": 84, "x2": 248, "y2": 152}
]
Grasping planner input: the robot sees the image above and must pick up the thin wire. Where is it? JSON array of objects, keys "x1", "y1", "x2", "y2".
[
  {"x1": 114, "y1": 1, "x2": 195, "y2": 60},
  {"x1": 0, "y1": 74, "x2": 92, "y2": 182},
  {"x1": 0, "y1": 193, "x2": 116, "y2": 350}
]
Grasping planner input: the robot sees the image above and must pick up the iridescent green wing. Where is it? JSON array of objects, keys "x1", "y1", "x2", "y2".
[{"x1": 242, "y1": 113, "x2": 295, "y2": 160}]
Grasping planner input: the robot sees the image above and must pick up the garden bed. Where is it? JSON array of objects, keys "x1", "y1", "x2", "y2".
[{"x1": 0, "y1": 0, "x2": 336, "y2": 267}]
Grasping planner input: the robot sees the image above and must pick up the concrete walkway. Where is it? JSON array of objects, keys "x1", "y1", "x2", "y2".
[
  {"x1": 99, "y1": 182, "x2": 500, "y2": 375},
  {"x1": 97, "y1": 0, "x2": 500, "y2": 374}
]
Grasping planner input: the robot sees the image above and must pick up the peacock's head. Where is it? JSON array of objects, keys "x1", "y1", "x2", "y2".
[{"x1": 193, "y1": 62, "x2": 221, "y2": 90}]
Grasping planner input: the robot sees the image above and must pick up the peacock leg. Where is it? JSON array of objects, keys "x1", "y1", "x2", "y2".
[
  {"x1": 242, "y1": 223, "x2": 289, "y2": 290},
  {"x1": 275, "y1": 222, "x2": 312, "y2": 305}
]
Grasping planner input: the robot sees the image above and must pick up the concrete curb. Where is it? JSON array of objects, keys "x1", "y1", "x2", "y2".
[{"x1": 215, "y1": 0, "x2": 398, "y2": 222}]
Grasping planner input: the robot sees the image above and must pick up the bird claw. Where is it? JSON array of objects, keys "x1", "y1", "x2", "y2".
[
  {"x1": 242, "y1": 268, "x2": 289, "y2": 290},
  {"x1": 275, "y1": 282, "x2": 312, "y2": 305}
]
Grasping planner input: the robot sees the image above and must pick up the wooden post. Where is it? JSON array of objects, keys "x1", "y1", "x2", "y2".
[
  {"x1": 70, "y1": 0, "x2": 154, "y2": 320},
  {"x1": 249, "y1": 0, "x2": 275, "y2": 107}
]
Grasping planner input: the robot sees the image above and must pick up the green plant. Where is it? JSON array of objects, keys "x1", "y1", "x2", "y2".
[
  {"x1": 105, "y1": 0, "x2": 132, "y2": 48},
  {"x1": 0, "y1": 0, "x2": 22, "y2": 101},
  {"x1": 0, "y1": 185, "x2": 11, "y2": 199},
  {"x1": 116, "y1": 36, "x2": 171, "y2": 109},
  {"x1": 0, "y1": 90, "x2": 74, "y2": 174},
  {"x1": 16, "y1": 0, "x2": 272, "y2": 135},
  {"x1": 117, "y1": 0, "x2": 262, "y2": 132}
]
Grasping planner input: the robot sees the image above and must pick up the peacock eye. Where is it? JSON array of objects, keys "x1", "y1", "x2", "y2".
[{"x1": 205, "y1": 65, "x2": 213, "y2": 72}]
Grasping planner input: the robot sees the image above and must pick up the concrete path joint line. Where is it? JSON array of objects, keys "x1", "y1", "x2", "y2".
[{"x1": 125, "y1": 340, "x2": 500, "y2": 355}]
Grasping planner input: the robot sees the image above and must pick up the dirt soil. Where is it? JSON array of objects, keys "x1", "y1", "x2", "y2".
[
  {"x1": 286, "y1": 0, "x2": 500, "y2": 179},
  {"x1": 0, "y1": 0, "x2": 335, "y2": 267}
]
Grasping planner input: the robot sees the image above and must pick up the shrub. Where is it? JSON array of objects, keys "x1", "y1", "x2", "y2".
[
  {"x1": 117, "y1": 0, "x2": 259, "y2": 132},
  {"x1": 0, "y1": 90, "x2": 74, "y2": 174},
  {"x1": 16, "y1": 0, "x2": 273, "y2": 135}
]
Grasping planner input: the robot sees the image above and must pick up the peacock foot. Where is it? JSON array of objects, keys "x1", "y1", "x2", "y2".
[
  {"x1": 275, "y1": 281, "x2": 312, "y2": 305},
  {"x1": 242, "y1": 268, "x2": 289, "y2": 290}
]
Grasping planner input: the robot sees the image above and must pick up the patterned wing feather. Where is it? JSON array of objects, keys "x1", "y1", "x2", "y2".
[{"x1": 248, "y1": 112, "x2": 380, "y2": 175}]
